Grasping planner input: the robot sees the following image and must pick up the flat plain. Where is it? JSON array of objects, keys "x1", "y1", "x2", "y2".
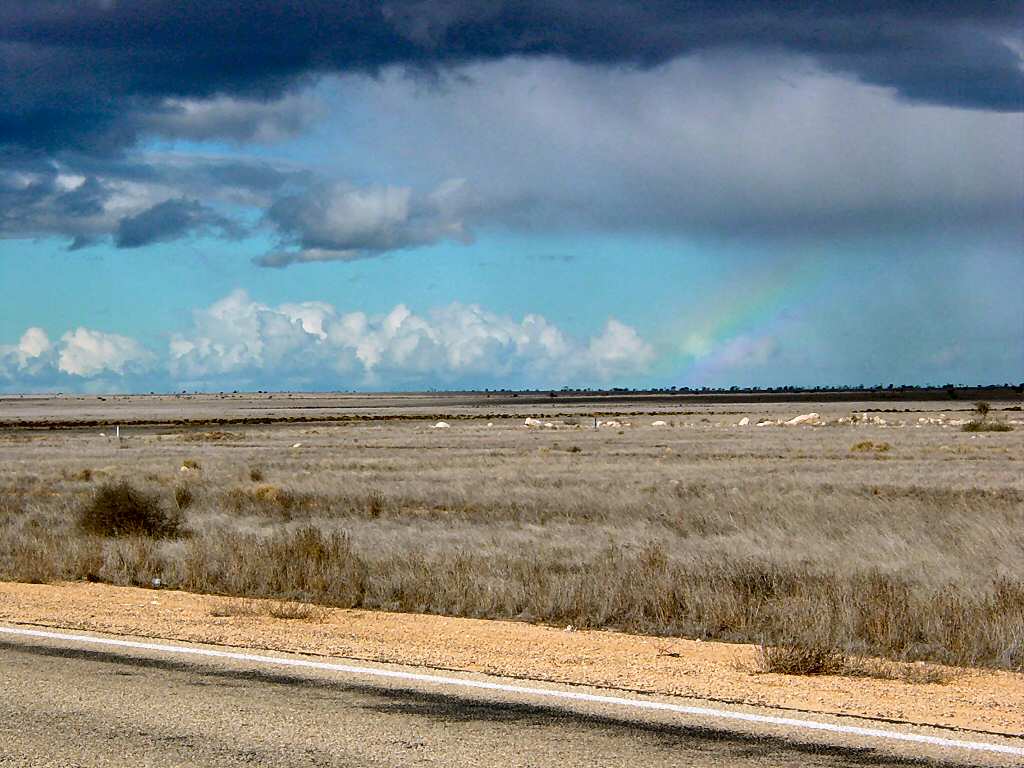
[{"x1": 2, "y1": 392, "x2": 1022, "y2": 671}]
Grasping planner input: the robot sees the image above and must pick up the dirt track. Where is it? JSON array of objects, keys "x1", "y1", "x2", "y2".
[{"x1": 1, "y1": 581, "x2": 1021, "y2": 739}]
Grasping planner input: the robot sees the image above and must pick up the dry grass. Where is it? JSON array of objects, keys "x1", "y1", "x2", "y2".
[
  {"x1": 1, "y1": 397, "x2": 1022, "y2": 671},
  {"x1": 962, "y1": 420, "x2": 1014, "y2": 432},
  {"x1": 77, "y1": 481, "x2": 185, "y2": 539},
  {"x1": 850, "y1": 440, "x2": 890, "y2": 452},
  {"x1": 181, "y1": 430, "x2": 245, "y2": 442},
  {"x1": 210, "y1": 597, "x2": 329, "y2": 622},
  {"x1": 757, "y1": 643, "x2": 846, "y2": 676},
  {"x1": 756, "y1": 642, "x2": 952, "y2": 683}
]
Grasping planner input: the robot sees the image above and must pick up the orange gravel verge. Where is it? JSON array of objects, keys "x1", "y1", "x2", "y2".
[{"x1": 1, "y1": 581, "x2": 1021, "y2": 737}]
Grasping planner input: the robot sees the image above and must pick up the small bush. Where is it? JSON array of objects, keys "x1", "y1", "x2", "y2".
[
  {"x1": 174, "y1": 484, "x2": 194, "y2": 510},
  {"x1": 850, "y1": 441, "x2": 890, "y2": 452},
  {"x1": 756, "y1": 642, "x2": 846, "y2": 675},
  {"x1": 962, "y1": 420, "x2": 1013, "y2": 432},
  {"x1": 249, "y1": 467, "x2": 265, "y2": 482},
  {"x1": 181, "y1": 459, "x2": 201, "y2": 471},
  {"x1": 366, "y1": 490, "x2": 386, "y2": 518},
  {"x1": 70, "y1": 468, "x2": 93, "y2": 482},
  {"x1": 182, "y1": 430, "x2": 244, "y2": 442},
  {"x1": 78, "y1": 481, "x2": 184, "y2": 539},
  {"x1": 210, "y1": 597, "x2": 328, "y2": 622}
]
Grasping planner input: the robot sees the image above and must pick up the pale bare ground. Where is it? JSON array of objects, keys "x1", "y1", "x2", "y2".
[
  {"x1": 2, "y1": 581, "x2": 1023, "y2": 740},
  {"x1": 1, "y1": 394, "x2": 1022, "y2": 670}
]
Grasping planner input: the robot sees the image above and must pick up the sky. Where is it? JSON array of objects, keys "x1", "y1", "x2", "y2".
[{"x1": 1, "y1": 2, "x2": 1021, "y2": 393}]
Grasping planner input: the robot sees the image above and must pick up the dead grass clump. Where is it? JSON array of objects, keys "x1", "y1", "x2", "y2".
[
  {"x1": 366, "y1": 489, "x2": 386, "y2": 518},
  {"x1": 181, "y1": 526, "x2": 366, "y2": 607},
  {"x1": 173, "y1": 484, "x2": 194, "y2": 511},
  {"x1": 756, "y1": 646, "x2": 952, "y2": 683},
  {"x1": 962, "y1": 420, "x2": 1013, "y2": 432},
  {"x1": 70, "y1": 468, "x2": 93, "y2": 482},
  {"x1": 756, "y1": 643, "x2": 846, "y2": 675},
  {"x1": 249, "y1": 466, "x2": 265, "y2": 482},
  {"x1": 78, "y1": 481, "x2": 184, "y2": 539},
  {"x1": 181, "y1": 430, "x2": 244, "y2": 442},
  {"x1": 221, "y1": 484, "x2": 320, "y2": 518},
  {"x1": 0, "y1": 519, "x2": 105, "y2": 583},
  {"x1": 181, "y1": 459, "x2": 201, "y2": 470},
  {"x1": 850, "y1": 441, "x2": 891, "y2": 452},
  {"x1": 210, "y1": 597, "x2": 328, "y2": 622}
]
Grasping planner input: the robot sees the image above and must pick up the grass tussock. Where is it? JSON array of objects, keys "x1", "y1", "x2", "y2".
[
  {"x1": 181, "y1": 430, "x2": 244, "y2": 442},
  {"x1": 77, "y1": 481, "x2": 185, "y2": 539},
  {"x1": 756, "y1": 643, "x2": 846, "y2": 675},
  {"x1": 173, "y1": 484, "x2": 194, "y2": 510},
  {"x1": 210, "y1": 597, "x2": 328, "y2": 622},
  {"x1": 756, "y1": 643, "x2": 952, "y2": 683},
  {"x1": 850, "y1": 440, "x2": 891, "y2": 452},
  {"x1": 962, "y1": 420, "x2": 1013, "y2": 432}
]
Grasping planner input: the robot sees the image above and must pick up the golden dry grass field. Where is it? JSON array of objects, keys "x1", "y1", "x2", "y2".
[{"x1": 2, "y1": 392, "x2": 1022, "y2": 672}]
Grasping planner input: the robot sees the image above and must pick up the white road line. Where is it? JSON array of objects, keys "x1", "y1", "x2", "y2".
[{"x1": 2, "y1": 624, "x2": 1022, "y2": 758}]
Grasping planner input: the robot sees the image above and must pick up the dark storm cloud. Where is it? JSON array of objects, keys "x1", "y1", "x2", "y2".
[
  {"x1": 1, "y1": 2, "x2": 1020, "y2": 152},
  {"x1": 0, "y1": 151, "x2": 299, "y2": 248},
  {"x1": 114, "y1": 198, "x2": 238, "y2": 248}
]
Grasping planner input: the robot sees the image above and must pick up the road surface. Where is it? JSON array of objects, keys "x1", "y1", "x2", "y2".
[{"x1": 1, "y1": 627, "x2": 1018, "y2": 767}]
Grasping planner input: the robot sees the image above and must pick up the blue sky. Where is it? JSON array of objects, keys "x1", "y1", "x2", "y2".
[{"x1": 1, "y1": 3, "x2": 1021, "y2": 392}]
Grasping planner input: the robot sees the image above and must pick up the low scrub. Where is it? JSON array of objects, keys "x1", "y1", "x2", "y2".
[
  {"x1": 756, "y1": 642, "x2": 846, "y2": 675},
  {"x1": 962, "y1": 420, "x2": 1013, "y2": 432},
  {"x1": 78, "y1": 481, "x2": 185, "y2": 539},
  {"x1": 210, "y1": 597, "x2": 328, "y2": 622},
  {"x1": 850, "y1": 441, "x2": 891, "y2": 452},
  {"x1": 181, "y1": 430, "x2": 244, "y2": 442},
  {"x1": 756, "y1": 643, "x2": 952, "y2": 683},
  {"x1": 173, "y1": 484, "x2": 195, "y2": 511}
]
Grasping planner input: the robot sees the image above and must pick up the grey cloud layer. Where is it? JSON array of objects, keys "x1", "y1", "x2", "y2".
[
  {"x1": 3, "y1": 52, "x2": 1020, "y2": 260},
  {"x1": 1, "y1": 2, "x2": 1020, "y2": 154},
  {"x1": 259, "y1": 179, "x2": 473, "y2": 266},
  {"x1": 1, "y1": 3, "x2": 1020, "y2": 263},
  {"x1": 326, "y1": 56, "x2": 1023, "y2": 242},
  {"x1": 0, "y1": 153, "x2": 302, "y2": 249}
]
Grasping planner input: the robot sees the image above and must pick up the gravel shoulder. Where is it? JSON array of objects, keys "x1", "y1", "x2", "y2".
[{"x1": 1, "y1": 581, "x2": 1021, "y2": 738}]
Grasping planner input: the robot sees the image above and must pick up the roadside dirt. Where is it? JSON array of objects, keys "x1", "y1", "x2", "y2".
[{"x1": 1, "y1": 581, "x2": 1021, "y2": 737}]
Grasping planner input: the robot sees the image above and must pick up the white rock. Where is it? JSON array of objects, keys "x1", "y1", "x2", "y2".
[
  {"x1": 524, "y1": 417, "x2": 543, "y2": 428},
  {"x1": 785, "y1": 412, "x2": 820, "y2": 426},
  {"x1": 291, "y1": 442, "x2": 303, "y2": 448},
  {"x1": 651, "y1": 420, "x2": 668, "y2": 427},
  {"x1": 737, "y1": 417, "x2": 750, "y2": 426},
  {"x1": 431, "y1": 421, "x2": 450, "y2": 429}
]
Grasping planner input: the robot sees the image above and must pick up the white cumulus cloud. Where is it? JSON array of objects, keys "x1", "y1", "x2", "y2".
[
  {"x1": 169, "y1": 290, "x2": 652, "y2": 388},
  {"x1": 58, "y1": 328, "x2": 154, "y2": 377}
]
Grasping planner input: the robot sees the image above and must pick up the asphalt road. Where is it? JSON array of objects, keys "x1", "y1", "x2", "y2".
[{"x1": 0, "y1": 630, "x2": 1015, "y2": 768}]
